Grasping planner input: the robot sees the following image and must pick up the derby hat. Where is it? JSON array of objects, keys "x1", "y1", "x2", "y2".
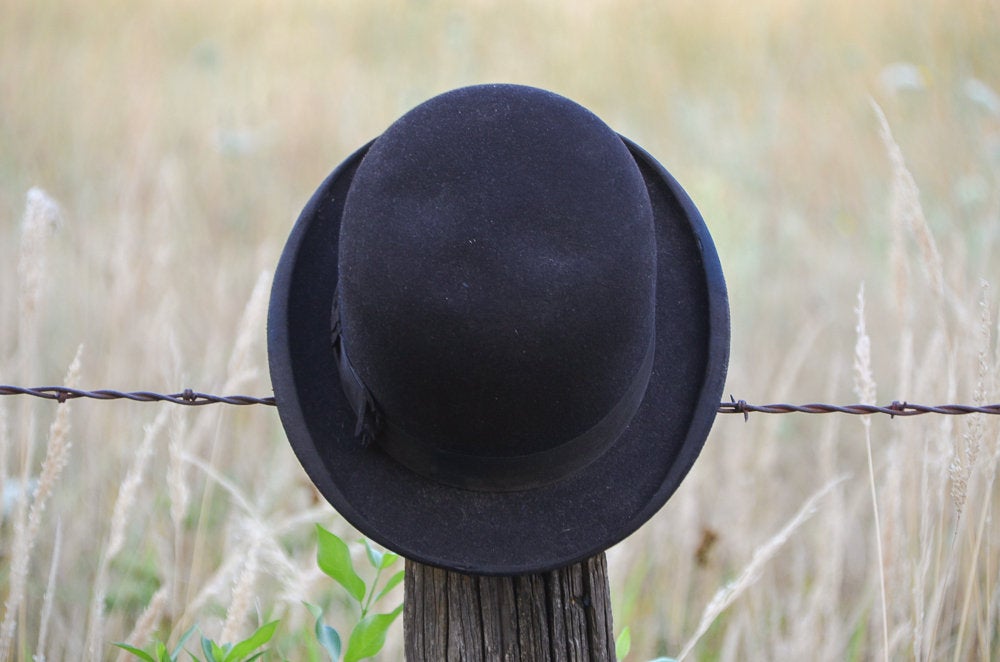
[{"x1": 268, "y1": 84, "x2": 729, "y2": 575}]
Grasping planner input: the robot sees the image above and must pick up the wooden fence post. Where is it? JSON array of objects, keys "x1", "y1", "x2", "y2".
[{"x1": 403, "y1": 553, "x2": 616, "y2": 661}]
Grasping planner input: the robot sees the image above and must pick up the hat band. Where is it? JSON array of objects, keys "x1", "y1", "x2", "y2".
[{"x1": 332, "y1": 300, "x2": 655, "y2": 493}]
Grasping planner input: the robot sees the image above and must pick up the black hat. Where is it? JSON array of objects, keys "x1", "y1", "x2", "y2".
[{"x1": 268, "y1": 84, "x2": 729, "y2": 575}]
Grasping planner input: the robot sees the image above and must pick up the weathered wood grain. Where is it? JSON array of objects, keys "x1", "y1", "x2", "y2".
[{"x1": 404, "y1": 554, "x2": 616, "y2": 661}]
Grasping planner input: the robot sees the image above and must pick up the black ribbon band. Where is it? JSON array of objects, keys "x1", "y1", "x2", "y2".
[
  {"x1": 332, "y1": 295, "x2": 655, "y2": 492},
  {"x1": 331, "y1": 297, "x2": 382, "y2": 446}
]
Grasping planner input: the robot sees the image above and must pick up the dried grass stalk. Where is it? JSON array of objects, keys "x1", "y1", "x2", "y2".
[
  {"x1": 676, "y1": 476, "x2": 847, "y2": 660},
  {"x1": 117, "y1": 584, "x2": 170, "y2": 662},
  {"x1": 949, "y1": 282, "x2": 991, "y2": 520},
  {"x1": 853, "y1": 284, "x2": 877, "y2": 408},
  {"x1": 853, "y1": 285, "x2": 890, "y2": 662},
  {"x1": 219, "y1": 525, "x2": 262, "y2": 644},
  {"x1": 183, "y1": 271, "x2": 271, "y2": 615},
  {"x1": 223, "y1": 269, "x2": 271, "y2": 393},
  {"x1": 85, "y1": 407, "x2": 170, "y2": 660},
  {"x1": 167, "y1": 410, "x2": 190, "y2": 617},
  {"x1": 0, "y1": 345, "x2": 82, "y2": 659},
  {"x1": 950, "y1": 281, "x2": 997, "y2": 659},
  {"x1": 17, "y1": 187, "x2": 61, "y2": 330},
  {"x1": 871, "y1": 99, "x2": 944, "y2": 297},
  {"x1": 34, "y1": 518, "x2": 63, "y2": 662},
  {"x1": 108, "y1": 408, "x2": 170, "y2": 559},
  {"x1": 11, "y1": 188, "x2": 63, "y2": 604}
]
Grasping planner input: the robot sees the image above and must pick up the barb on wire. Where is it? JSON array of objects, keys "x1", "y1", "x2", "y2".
[
  {"x1": 718, "y1": 396, "x2": 1000, "y2": 420},
  {"x1": 4, "y1": 385, "x2": 1000, "y2": 419},
  {"x1": 0, "y1": 385, "x2": 275, "y2": 406}
]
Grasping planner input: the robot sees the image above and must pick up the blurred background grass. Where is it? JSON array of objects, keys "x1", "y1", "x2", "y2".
[{"x1": 1, "y1": 0, "x2": 999, "y2": 659}]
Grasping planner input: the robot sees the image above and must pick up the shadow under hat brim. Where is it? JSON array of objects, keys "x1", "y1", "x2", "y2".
[{"x1": 267, "y1": 136, "x2": 730, "y2": 576}]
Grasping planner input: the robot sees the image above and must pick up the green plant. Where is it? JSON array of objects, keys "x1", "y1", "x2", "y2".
[
  {"x1": 196, "y1": 621, "x2": 279, "y2": 662},
  {"x1": 309, "y1": 525, "x2": 405, "y2": 662},
  {"x1": 111, "y1": 527, "x2": 402, "y2": 661},
  {"x1": 615, "y1": 626, "x2": 631, "y2": 660},
  {"x1": 113, "y1": 625, "x2": 197, "y2": 662},
  {"x1": 113, "y1": 620, "x2": 277, "y2": 662},
  {"x1": 616, "y1": 625, "x2": 679, "y2": 662}
]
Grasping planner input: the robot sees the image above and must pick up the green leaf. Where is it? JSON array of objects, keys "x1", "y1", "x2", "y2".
[
  {"x1": 362, "y1": 539, "x2": 383, "y2": 569},
  {"x1": 317, "y1": 525, "x2": 366, "y2": 604},
  {"x1": 343, "y1": 606, "x2": 403, "y2": 662},
  {"x1": 361, "y1": 538, "x2": 398, "y2": 571},
  {"x1": 379, "y1": 551, "x2": 399, "y2": 570},
  {"x1": 201, "y1": 636, "x2": 228, "y2": 662},
  {"x1": 224, "y1": 620, "x2": 279, "y2": 662},
  {"x1": 615, "y1": 626, "x2": 632, "y2": 660},
  {"x1": 112, "y1": 643, "x2": 157, "y2": 662},
  {"x1": 172, "y1": 624, "x2": 199, "y2": 661},
  {"x1": 373, "y1": 570, "x2": 405, "y2": 605},
  {"x1": 305, "y1": 604, "x2": 343, "y2": 662},
  {"x1": 305, "y1": 601, "x2": 324, "y2": 620},
  {"x1": 315, "y1": 621, "x2": 343, "y2": 662}
]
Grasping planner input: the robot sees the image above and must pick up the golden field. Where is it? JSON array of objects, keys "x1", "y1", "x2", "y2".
[{"x1": 1, "y1": 0, "x2": 999, "y2": 659}]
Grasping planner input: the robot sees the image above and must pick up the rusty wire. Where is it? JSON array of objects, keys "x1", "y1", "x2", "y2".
[
  {"x1": 0, "y1": 385, "x2": 274, "y2": 406},
  {"x1": 717, "y1": 397, "x2": 1000, "y2": 420},
  {"x1": 4, "y1": 384, "x2": 1000, "y2": 419}
]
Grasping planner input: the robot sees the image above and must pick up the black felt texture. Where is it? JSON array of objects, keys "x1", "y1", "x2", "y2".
[
  {"x1": 267, "y1": 84, "x2": 730, "y2": 575},
  {"x1": 339, "y1": 85, "x2": 655, "y2": 455}
]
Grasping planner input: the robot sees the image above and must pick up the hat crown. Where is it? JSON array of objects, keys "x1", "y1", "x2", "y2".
[{"x1": 337, "y1": 85, "x2": 657, "y2": 485}]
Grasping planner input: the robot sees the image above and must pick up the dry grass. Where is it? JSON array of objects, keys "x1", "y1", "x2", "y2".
[{"x1": 1, "y1": 0, "x2": 999, "y2": 659}]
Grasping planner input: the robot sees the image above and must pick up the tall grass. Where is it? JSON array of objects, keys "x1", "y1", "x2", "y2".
[{"x1": 1, "y1": 0, "x2": 999, "y2": 659}]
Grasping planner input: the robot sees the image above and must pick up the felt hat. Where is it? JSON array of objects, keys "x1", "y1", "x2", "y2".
[{"x1": 268, "y1": 84, "x2": 729, "y2": 575}]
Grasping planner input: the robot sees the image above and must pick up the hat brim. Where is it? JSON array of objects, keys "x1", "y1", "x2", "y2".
[{"x1": 267, "y1": 136, "x2": 729, "y2": 575}]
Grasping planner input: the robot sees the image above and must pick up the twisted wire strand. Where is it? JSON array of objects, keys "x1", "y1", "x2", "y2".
[
  {"x1": 717, "y1": 398, "x2": 1000, "y2": 420},
  {"x1": 0, "y1": 385, "x2": 275, "y2": 406},
  {"x1": 4, "y1": 384, "x2": 1000, "y2": 418}
]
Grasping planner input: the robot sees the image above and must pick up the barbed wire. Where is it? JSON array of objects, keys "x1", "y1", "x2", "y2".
[
  {"x1": 718, "y1": 398, "x2": 1000, "y2": 420},
  {"x1": 4, "y1": 384, "x2": 1000, "y2": 420},
  {"x1": 0, "y1": 385, "x2": 275, "y2": 406}
]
